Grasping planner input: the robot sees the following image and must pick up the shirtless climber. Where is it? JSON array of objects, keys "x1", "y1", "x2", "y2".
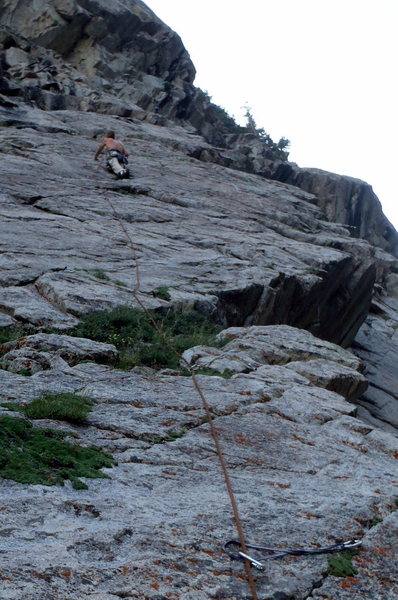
[{"x1": 94, "y1": 130, "x2": 130, "y2": 178}]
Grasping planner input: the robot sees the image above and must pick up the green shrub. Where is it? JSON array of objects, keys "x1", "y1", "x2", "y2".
[
  {"x1": 73, "y1": 305, "x2": 153, "y2": 348},
  {"x1": 73, "y1": 306, "x2": 224, "y2": 370},
  {"x1": 152, "y1": 428, "x2": 187, "y2": 444},
  {"x1": 0, "y1": 415, "x2": 114, "y2": 489},
  {"x1": 242, "y1": 105, "x2": 290, "y2": 160},
  {"x1": 2, "y1": 393, "x2": 93, "y2": 423},
  {"x1": 208, "y1": 103, "x2": 248, "y2": 134}
]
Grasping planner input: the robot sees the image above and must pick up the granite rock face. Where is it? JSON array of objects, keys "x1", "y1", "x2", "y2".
[
  {"x1": 0, "y1": 0, "x2": 195, "y2": 101},
  {"x1": 182, "y1": 325, "x2": 368, "y2": 401},
  {"x1": 0, "y1": 0, "x2": 224, "y2": 144},
  {"x1": 1, "y1": 3, "x2": 398, "y2": 600},
  {"x1": 0, "y1": 107, "x2": 378, "y2": 348},
  {"x1": 1, "y1": 333, "x2": 118, "y2": 367},
  {"x1": 0, "y1": 104, "x2": 397, "y2": 600},
  {"x1": 1, "y1": 333, "x2": 398, "y2": 600},
  {"x1": 275, "y1": 164, "x2": 398, "y2": 255},
  {"x1": 352, "y1": 293, "x2": 398, "y2": 432},
  {"x1": 2, "y1": 0, "x2": 398, "y2": 257}
]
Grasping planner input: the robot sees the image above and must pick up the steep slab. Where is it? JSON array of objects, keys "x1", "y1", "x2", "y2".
[{"x1": 0, "y1": 107, "x2": 376, "y2": 347}]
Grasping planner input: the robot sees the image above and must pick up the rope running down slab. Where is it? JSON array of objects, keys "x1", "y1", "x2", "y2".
[{"x1": 104, "y1": 192, "x2": 259, "y2": 600}]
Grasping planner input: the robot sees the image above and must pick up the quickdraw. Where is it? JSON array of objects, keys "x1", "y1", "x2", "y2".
[{"x1": 224, "y1": 538, "x2": 362, "y2": 570}]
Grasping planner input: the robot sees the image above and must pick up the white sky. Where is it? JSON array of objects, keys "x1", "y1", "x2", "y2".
[{"x1": 146, "y1": 0, "x2": 398, "y2": 229}]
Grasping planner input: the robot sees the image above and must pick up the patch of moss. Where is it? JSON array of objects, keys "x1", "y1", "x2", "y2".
[
  {"x1": 151, "y1": 428, "x2": 188, "y2": 444},
  {"x1": 327, "y1": 549, "x2": 359, "y2": 577},
  {"x1": 198, "y1": 415, "x2": 210, "y2": 425},
  {"x1": 0, "y1": 415, "x2": 115, "y2": 489},
  {"x1": 2, "y1": 393, "x2": 93, "y2": 423},
  {"x1": 165, "y1": 428, "x2": 187, "y2": 441},
  {"x1": 87, "y1": 269, "x2": 111, "y2": 281}
]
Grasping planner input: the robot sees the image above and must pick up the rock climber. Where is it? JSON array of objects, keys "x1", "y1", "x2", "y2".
[{"x1": 94, "y1": 130, "x2": 130, "y2": 178}]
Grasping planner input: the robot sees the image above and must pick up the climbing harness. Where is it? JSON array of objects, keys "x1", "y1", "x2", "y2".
[
  {"x1": 106, "y1": 149, "x2": 128, "y2": 164},
  {"x1": 106, "y1": 149, "x2": 130, "y2": 179},
  {"x1": 224, "y1": 538, "x2": 362, "y2": 570}
]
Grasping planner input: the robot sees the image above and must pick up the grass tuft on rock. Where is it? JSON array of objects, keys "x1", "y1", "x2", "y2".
[
  {"x1": 88, "y1": 269, "x2": 111, "y2": 281},
  {"x1": 0, "y1": 415, "x2": 115, "y2": 489},
  {"x1": 327, "y1": 549, "x2": 359, "y2": 577},
  {"x1": 73, "y1": 306, "x2": 224, "y2": 370},
  {"x1": 151, "y1": 286, "x2": 171, "y2": 301},
  {"x1": 2, "y1": 393, "x2": 93, "y2": 423}
]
